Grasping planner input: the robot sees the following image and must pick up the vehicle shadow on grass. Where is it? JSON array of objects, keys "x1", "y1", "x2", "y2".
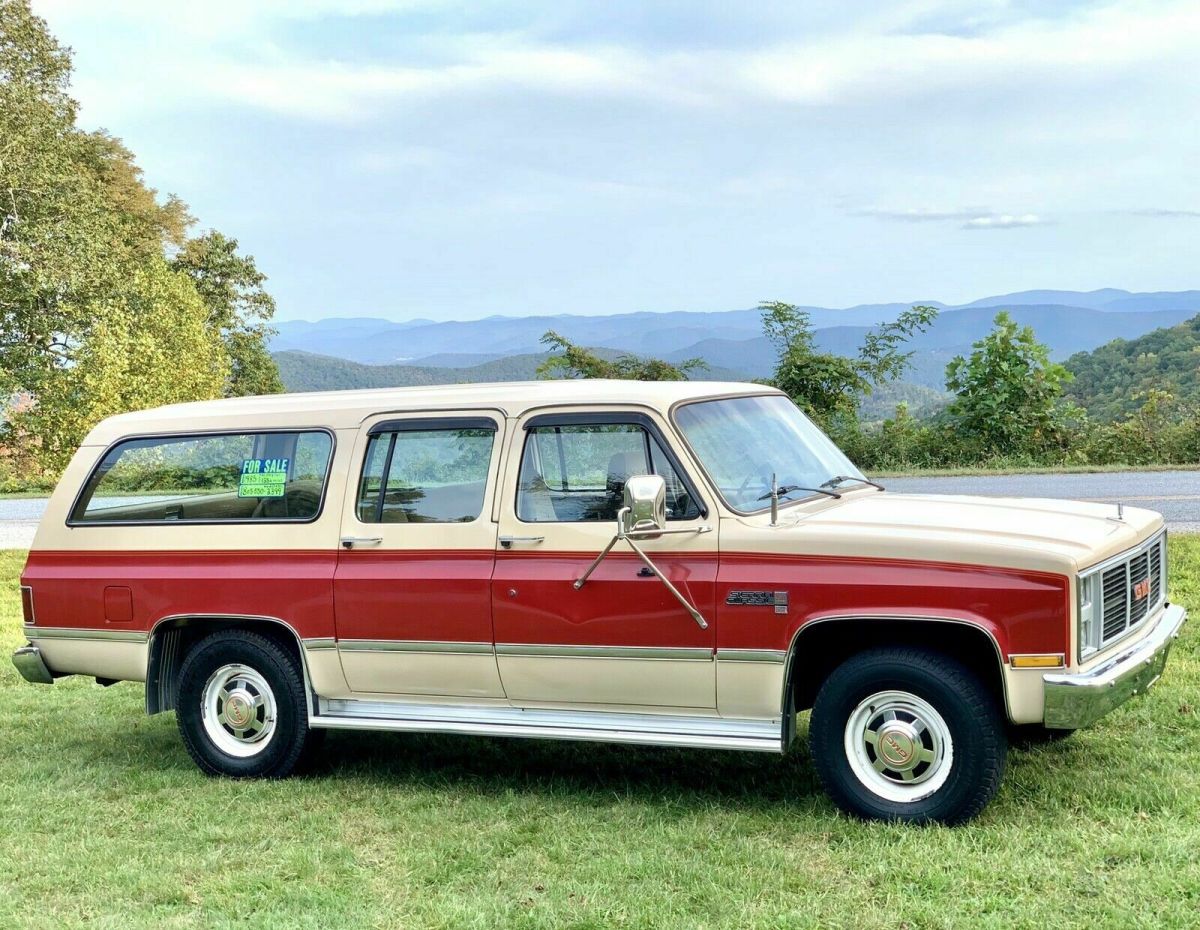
[
  {"x1": 304, "y1": 728, "x2": 828, "y2": 812},
  {"x1": 85, "y1": 700, "x2": 1074, "y2": 815}
]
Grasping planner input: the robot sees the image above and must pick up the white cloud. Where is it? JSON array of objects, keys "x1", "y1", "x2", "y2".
[
  {"x1": 963, "y1": 213, "x2": 1047, "y2": 230},
  {"x1": 854, "y1": 207, "x2": 985, "y2": 222},
  {"x1": 1127, "y1": 208, "x2": 1200, "y2": 218},
  {"x1": 853, "y1": 207, "x2": 1051, "y2": 230},
  {"x1": 38, "y1": 0, "x2": 1200, "y2": 123}
]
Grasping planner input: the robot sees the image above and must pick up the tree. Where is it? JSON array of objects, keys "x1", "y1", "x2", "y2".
[
  {"x1": 171, "y1": 231, "x2": 283, "y2": 396},
  {"x1": 943, "y1": 310, "x2": 1079, "y2": 456},
  {"x1": 537, "y1": 331, "x2": 707, "y2": 381},
  {"x1": 1, "y1": 1, "x2": 272, "y2": 476},
  {"x1": 760, "y1": 301, "x2": 938, "y2": 427},
  {"x1": 14, "y1": 259, "x2": 229, "y2": 471}
]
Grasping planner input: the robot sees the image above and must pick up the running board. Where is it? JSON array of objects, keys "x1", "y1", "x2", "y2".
[{"x1": 311, "y1": 698, "x2": 784, "y2": 753}]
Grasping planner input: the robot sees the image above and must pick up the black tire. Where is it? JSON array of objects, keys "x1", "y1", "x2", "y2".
[
  {"x1": 810, "y1": 648, "x2": 1007, "y2": 825},
  {"x1": 176, "y1": 629, "x2": 316, "y2": 778}
]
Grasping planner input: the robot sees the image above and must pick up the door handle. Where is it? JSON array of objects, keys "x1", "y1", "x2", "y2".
[
  {"x1": 499, "y1": 535, "x2": 545, "y2": 549},
  {"x1": 341, "y1": 536, "x2": 383, "y2": 549}
]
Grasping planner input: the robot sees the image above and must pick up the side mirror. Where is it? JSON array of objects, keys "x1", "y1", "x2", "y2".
[
  {"x1": 621, "y1": 474, "x2": 666, "y2": 537},
  {"x1": 576, "y1": 471, "x2": 711, "y2": 629}
]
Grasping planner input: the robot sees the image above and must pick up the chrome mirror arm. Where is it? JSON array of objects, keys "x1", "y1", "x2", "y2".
[{"x1": 573, "y1": 506, "x2": 712, "y2": 629}]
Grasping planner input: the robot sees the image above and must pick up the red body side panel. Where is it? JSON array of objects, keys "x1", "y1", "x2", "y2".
[
  {"x1": 333, "y1": 548, "x2": 495, "y2": 643},
  {"x1": 21, "y1": 549, "x2": 1070, "y2": 660},
  {"x1": 491, "y1": 550, "x2": 718, "y2": 648},
  {"x1": 20, "y1": 550, "x2": 338, "y2": 639},
  {"x1": 718, "y1": 553, "x2": 1070, "y2": 658}
]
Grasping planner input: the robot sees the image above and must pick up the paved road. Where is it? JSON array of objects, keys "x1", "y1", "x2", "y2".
[
  {"x1": 885, "y1": 470, "x2": 1200, "y2": 533},
  {"x1": 2, "y1": 469, "x2": 1198, "y2": 549},
  {"x1": 0, "y1": 498, "x2": 46, "y2": 550}
]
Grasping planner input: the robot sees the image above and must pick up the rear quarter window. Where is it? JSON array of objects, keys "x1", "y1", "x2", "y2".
[{"x1": 70, "y1": 430, "x2": 334, "y2": 524}]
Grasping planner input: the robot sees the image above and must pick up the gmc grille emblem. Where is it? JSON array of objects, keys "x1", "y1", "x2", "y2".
[{"x1": 1133, "y1": 579, "x2": 1151, "y2": 600}]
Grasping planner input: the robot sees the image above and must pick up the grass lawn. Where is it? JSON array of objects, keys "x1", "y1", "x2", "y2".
[{"x1": 2, "y1": 542, "x2": 1198, "y2": 929}]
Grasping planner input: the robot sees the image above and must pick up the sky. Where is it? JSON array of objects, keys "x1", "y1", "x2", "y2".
[{"x1": 32, "y1": 0, "x2": 1200, "y2": 322}]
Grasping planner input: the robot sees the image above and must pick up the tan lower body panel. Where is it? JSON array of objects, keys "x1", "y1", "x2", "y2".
[
  {"x1": 303, "y1": 644, "x2": 352, "y2": 698},
  {"x1": 337, "y1": 646, "x2": 506, "y2": 699},
  {"x1": 716, "y1": 658, "x2": 786, "y2": 719},
  {"x1": 1004, "y1": 667, "x2": 1049, "y2": 724},
  {"x1": 496, "y1": 654, "x2": 715, "y2": 709},
  {"x1": 30, "y1": 630, "x2": 149, "y2": 682}
]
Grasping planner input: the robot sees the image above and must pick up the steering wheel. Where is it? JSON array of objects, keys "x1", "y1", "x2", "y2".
[{"x1": 735, "y1": 462, "x2": 774, "y2": 499}]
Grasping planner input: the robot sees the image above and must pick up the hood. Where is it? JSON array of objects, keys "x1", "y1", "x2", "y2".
[{"x1": 736, "y1": 490, "x2": 1163, "y2": 575}]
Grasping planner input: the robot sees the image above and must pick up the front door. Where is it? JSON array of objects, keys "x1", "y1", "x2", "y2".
[
  {"x1": 492, "y1": 409, "x2": 718, "y2": 710},
  {"x1": 334, "y1": 412, "x2": 505, "y2": 698}
]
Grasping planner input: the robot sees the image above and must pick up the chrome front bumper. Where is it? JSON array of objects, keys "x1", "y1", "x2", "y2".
[
  {"x1": 12, "y1": 645, "x2": 54, "y2": 685},
  {"x1": 1043, "y1": 603, "x2": 1187, "y2": 730}
]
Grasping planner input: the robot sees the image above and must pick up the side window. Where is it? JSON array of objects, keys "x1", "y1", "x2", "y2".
[
  {"x1": 71, "y1": 431, "x2": 333, "y2": 523},
  {"x1": 357, "y1": 426, "x2": 495, "y2": 524},
  {"x1": 517, "y1": 422, "x2": 700, "y2": 523}
]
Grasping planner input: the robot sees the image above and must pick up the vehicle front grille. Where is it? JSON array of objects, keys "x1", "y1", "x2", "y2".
[{"x1": 1093, "y1": 533, "x2": 1167, "y2": 651}]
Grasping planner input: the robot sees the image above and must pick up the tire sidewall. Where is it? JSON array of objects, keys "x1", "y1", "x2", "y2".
[
  {"x1": 812, "y1": 651, "x2": 1004, "y2": 824},
  {"x1": 177, "y1": 632, "x2": 308, "y2": 778}
]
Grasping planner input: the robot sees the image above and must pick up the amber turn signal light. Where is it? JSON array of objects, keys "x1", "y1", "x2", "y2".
[{"x1": 1010, "y1": 653, "x2": 1064, "y2": 669}]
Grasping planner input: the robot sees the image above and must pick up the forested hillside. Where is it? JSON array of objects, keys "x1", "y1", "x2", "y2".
[
  {"x1": 1065, "y1": 314, "x2": 1200, "y2": 420},
  {"x1": 274, "y1": 350, "x2": 747, "y2": 392}
]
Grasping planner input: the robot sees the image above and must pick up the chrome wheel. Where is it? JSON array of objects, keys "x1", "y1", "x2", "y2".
[
  {"x1": 844, "y1": 689, "x2": 953, "y2": 803},
  {"x1": 201, "y1": 663, "x2": 277, "y2": 758}
]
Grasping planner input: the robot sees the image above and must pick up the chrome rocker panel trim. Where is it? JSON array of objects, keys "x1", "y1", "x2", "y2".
[
  {"x1": 312, "y1": 698, "x2": 783, "y2": 753},
  {"x1": 12, "y1": 645, "x2": 54, "y2": 685},
  {"x1": 1043, "y1": 602, "x2": 1187, "y2": 730}
]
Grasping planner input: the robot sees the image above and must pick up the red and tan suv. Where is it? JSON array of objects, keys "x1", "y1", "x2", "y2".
[{"x1": 13, "y1": 381, "x2": 1186, "y2": 823}]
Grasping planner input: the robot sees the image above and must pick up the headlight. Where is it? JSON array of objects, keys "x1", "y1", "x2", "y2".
[{"x1": 1078, "y1": 573, "x2": 1099, "y2": 660}]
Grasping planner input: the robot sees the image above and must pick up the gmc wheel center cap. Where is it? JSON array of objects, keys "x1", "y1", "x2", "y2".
[
  {"x1": 877, "y1": 723, "x2": 919, "y2": 769},
  {"x1": 225, "y1": 691, "x2": 253, "y2": 728}
]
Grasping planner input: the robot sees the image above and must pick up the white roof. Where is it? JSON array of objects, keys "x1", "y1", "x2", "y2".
[{"x1": 82, "y1": 379, "x2": 778, "y2": 444}]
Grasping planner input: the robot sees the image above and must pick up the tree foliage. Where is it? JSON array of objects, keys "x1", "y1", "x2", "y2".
[
  {"x1": 0, "y1": 0, "x2": 281, "y2": 475},
  {"x1": 171, "y1": 231, "x2": 283, "y2": 396},
  {"x1": 537, "y1": 331, "x2": 707, "y2": 381},
  {"x1": 942, "y1": 311, "x2": 1080, "y2": 456},
  {"x1": 1064, "y1": 313, "x2": 1200, "y2": 421},
  {"x1": 760, "y1": 301, "x2": 937, "y2": 427},
  {"x1": 18, "y1": 260, "x2": 228, "y2": 469}
]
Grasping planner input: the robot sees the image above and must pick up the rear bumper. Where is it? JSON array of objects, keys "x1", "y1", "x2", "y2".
[
  {"x1": 12, "y1": 645, "x2": 54, "y2": 685},
  {"x1": 1043, "y1": 603, "x2": 1187, "y2": 730}
]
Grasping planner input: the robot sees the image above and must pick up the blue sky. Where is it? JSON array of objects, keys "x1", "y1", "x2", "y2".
[{"x1": 34, "y1": 0, "x2": 1200, "y2": 321}]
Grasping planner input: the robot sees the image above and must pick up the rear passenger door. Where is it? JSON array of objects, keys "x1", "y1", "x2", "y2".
[{"x1": 334, "y1": 412, "x2": 505, "y2": 698}]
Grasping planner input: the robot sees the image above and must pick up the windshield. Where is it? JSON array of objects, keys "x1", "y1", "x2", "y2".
[{"x1": 674, "y1": 394, "x2": 864, "y2": 512}]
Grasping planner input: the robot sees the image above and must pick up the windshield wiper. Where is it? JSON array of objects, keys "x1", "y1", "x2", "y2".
[
  {"x1": 821, "y1": 474, "x2": 885, "y2": 492},
  {"x1": 756, "y1": 484, "x2": 841, "y2": 502}
]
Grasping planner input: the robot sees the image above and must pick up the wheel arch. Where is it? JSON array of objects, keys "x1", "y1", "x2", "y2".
[
  {"x1": 146, "y1": 614, "x2": 314, "y2": 716},
  {"x1": 782, "y1": 614, "x2": 1011, "y2": 723}
]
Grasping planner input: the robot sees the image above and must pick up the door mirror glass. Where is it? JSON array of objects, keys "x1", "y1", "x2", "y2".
[{"x1": 621, "y1": 474, "x2": 667, "y2": 536}]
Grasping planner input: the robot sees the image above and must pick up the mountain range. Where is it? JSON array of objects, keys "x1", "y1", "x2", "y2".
[{"x1": 271, "y1": 288, "x2": 1200, "y2": 394}]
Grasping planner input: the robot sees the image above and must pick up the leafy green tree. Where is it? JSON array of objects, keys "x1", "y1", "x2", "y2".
[
  {"x1": 537, "y1": 331, "x2": 707, "y2": 381},
  {"x1": 760, "y1": 301, "x2": 938, "y2": 427},
  {"x1": 1, "y1": 1, "x2": 258, "y2": 475},
  {"x1": 16, "y1": 259, "x2": 229, "y2": 471},
  {"x1": 943, "y1": 310, "x2": 1079, "y2": 456},
  {"x1": 171, "y1": 231, "x2": 283, "y2": 396}
]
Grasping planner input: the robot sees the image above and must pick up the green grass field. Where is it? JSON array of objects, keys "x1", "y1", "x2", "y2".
[{"x1": 2, "y1": 542, "x2": 1198, "y2": 929}]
